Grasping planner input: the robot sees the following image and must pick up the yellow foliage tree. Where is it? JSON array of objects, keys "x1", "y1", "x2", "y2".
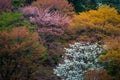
[
  {"x1": 99, "y1": 49, "x2": 120, "y2": 80},
  {"x1": 69, "y1": 6, "x2": 120, "y2": 42}
]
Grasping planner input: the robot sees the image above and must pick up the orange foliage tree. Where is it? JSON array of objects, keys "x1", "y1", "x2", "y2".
[
  {"x1": 68, "y1": 6, "x2": 120, "y2": 42},
  {"x1": 103, "y1": 37, "x2": 120, "y2": 50},
  {"x1": 99, "y1": 37, "x2": 120, "y2": 80},
  {"x1": 32, "y1": 0, "x2": 74, "y2": 15},
  {"x1": 0, "y1": 27, "x2": 46, "y2": 80},
  {"x1": 84, "y1": 69, "x2": 112, "y2": 80}
]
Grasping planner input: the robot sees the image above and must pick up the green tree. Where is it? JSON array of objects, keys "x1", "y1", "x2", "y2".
[
  {"x1": 0, "y1": 12, "x2": 36, "y2": 31},
  {"x1": 68, "y1": 0, "x2": 97, "y2": 12}
]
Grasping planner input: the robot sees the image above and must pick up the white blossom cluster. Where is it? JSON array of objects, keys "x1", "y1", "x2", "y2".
[{"x1": 54, "y1": 42, "x2": 103, "y2": 80}]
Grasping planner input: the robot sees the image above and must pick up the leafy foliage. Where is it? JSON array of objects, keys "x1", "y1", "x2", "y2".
[
  {"x1": 32, "y1": 0, "x2": 74, "y2": 15},
  {"x1": 103, "y1": 37, "x2": 120, "y2": 50},
  {"x1": 100, "y1": 50, "x2": 120, "y2": 80},
  {"x1": 0, "y1": 12, "x2": 36, "y2": 31},
  {"x1": 0, "y1": 0, "x2": 120, "y2": 79},
  {"x1": 12, "y1": 0, "x2": 25, "y2": 8},
  {"x1": 99, "y1": 37, "x2": 120, "y2": 80},
  {"x1": 12, "y1": 0, "x2": 35, "y2": 8},
  {"x1": 21, "y1": 6, "x2": 72, "y2": 48},
  {"x1": 69, "y1": 6, "x2": 120, "y2": 42},
  {"x1": 84, "y1": 69, "x2": 112, "y2": 80},
  {"x1": 96, "y1": 0, "x2": 120, "y2": 12},
  {"x1": 68, "y1": 0, "x2": 97, "y2": 12},
  {"x1": 54, "y1": 42, "x2": 103, "y2": 80},
  {"x1": 0, "y1": 27, "x2": 46, "y2": 80}
]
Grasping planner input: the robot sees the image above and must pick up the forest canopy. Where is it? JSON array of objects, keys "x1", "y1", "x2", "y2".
[{"x1": 0, "y1": 0, "x2": 120, "y2": 80}]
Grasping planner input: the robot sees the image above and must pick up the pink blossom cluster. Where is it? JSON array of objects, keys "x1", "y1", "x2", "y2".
[
  {"x1": 21, "y1": 6, "x2": 39, "y2": 16},
  {"x1": 21, "y1": 6, "x2": 72, "y2": 48},
  {"x1": 21, "y1": 6, "x2": 71, "y2": 28},
  {"x1": 0, "y1": 0, "x2": 12, "y2": 12}
]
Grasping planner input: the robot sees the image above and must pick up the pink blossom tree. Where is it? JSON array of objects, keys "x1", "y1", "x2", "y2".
[
  {"x1": 21, "y1": 6, "x2": 72, "y2": 48},
  {"x1": 0, "y1": 0, "x2": 12, "y2": 13}
]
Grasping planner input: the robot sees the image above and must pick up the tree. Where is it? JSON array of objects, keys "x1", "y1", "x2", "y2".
[
  {"x1": 54, "y1": 42, "x2": 103, "y2": 80},
  {"x1": 99, "y1": 49, "x2": 120, "y2": 80},
  {"x1": 0, "y1": 0, "x2": 12, "y2": 13},
  {"x1": 12, "y1": 0, "x2": 35, "y2": 8},
  {"x1": 84, "y1": 69, "x2": 112, "y2": 80},
  {"x1": 12, "y1": 0, "x2": 25, "y2": 8},
  {"x1": 21, "y1": 6, "x2": 72, "y2": 48},
  {"x1": 0, "y1": 27, "x2": 46, "y2": 80},
  {"x1": 68, "y1": 6, "x2": 120, "y2": 42},
  {"x1": 96, "y1": 0, "x2": 120, "y2": 12},
  {"x1": 24, "y1": 0, "x2": 35, "y2": 4},
  {"x1": 103, "y1": 36, "x2": 120, "y2": 50},
  {"x1": 68, "y1": 0, "x2": 97, "y2": 12},
  {"x1": 99, "y1": 37, "x2": 120, "y2": 80},
  {"x1": 32, "y1": 0, "x2": 74, "y2": 15},
  {"x1": 0, "y1": 12, "x2": 36, "y2": 31}
]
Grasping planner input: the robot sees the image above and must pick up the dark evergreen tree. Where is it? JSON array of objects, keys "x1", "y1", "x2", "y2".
[
  {"x1": 100, "y1": 0, "x2": 120, "y2": 12},
  {"x1": 68, "y1": 0, "x2": 97, "y2": 12}
]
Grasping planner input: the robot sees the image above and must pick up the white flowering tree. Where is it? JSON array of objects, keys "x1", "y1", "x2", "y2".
[{"x1": 54, "y1": 42, "x2": 103, "y2": 80}]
